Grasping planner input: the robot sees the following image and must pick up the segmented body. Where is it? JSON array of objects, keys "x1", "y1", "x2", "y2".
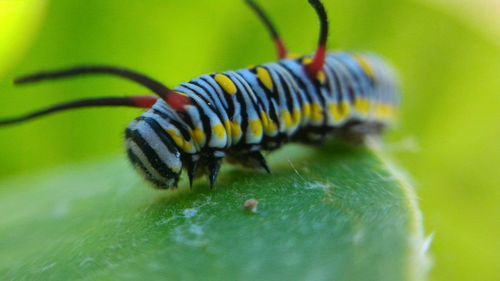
[
  {"x1": 1, "y1": 1, "x2": 401, "y2": 189},
  {"x1": 125, "y1": 52, "x2": 399, "y2": 187}
]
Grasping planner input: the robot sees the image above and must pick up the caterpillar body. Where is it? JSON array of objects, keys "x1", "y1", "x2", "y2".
[{"x1": 0, "y1": 0, "x2": 400, "y2": 189}]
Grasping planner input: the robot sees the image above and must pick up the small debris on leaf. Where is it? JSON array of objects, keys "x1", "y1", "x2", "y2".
[{"x1": 243, "y1": 198, "x2": 258, "y2": 213}]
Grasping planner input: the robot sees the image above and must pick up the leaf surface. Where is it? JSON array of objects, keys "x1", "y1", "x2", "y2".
[{"x1": 0, "y1": 142, "x2": 426, "y2": 281}]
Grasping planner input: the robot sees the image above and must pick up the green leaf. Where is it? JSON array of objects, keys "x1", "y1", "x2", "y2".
[
  {"x1": 0, "y1": 142, "x2": 427, "y2": 281},
  {"x1": 0, "y1": 0, "x2": 47, "y2": 78}
]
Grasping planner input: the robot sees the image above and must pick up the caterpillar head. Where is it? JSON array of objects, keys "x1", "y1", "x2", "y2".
[{"x1": 125, "y1": 117, "x2": 183, "y2": 189}]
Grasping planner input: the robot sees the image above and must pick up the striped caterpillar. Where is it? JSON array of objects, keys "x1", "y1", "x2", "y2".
[{"x1": 0, "y1": 0, "x2": 399, "y2": 189}]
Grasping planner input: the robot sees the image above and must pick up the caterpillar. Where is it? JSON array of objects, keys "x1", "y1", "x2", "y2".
[{"x1": 0, "y1": 0, "x2": 399, "y2": 189}]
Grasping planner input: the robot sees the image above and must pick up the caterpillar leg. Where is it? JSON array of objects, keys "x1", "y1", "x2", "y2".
[
  {"x1": 245, "y1": 0, "x2": 288, "y2": 59},
  {"x1": 186, "y1": 155, "x2": 200, "y2": 188},
  {"x1": 336, "y1": 121, "x2": 386, "y2": 145},
  {"x1": 186, "y1": 152, "x2": 225, "y2": 189},
  {"x1": 207, "y1": 158, "x2": 222, "y2": 189},
  {"x1": 293, "y1": 127, "x2": 331, "y2": 145},
  {"x1": 227, "y1": 151, "x2": 271, "y2": 174}
]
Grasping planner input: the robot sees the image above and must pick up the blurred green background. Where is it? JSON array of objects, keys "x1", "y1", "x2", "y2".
[{"x1": 0, "y1": 0, "x2": 499, "y2": 280}]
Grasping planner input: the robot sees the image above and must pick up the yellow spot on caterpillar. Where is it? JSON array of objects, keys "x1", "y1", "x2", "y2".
[
  {"x1": 341, "y1": 103, "x2": 351, "y2": 119},
  {"x1": 212, "y1": 124, "x2": 226, "y2": 139},
  {"x1": 261, "y1": 112, "x2": 269, "y2": 130},
  {"x1": 268, "y1": 120, "x2": 278, "y2": 134},
  {"x1": 184, "y1": 142, "x2": 194, "y2": 152},
  {"x1": 260, "y1": 112, "x2": 269, "y2": 128},
  {"x1": 261, "y1": 112, "x2": 278, "y2": 135},
  {"x1": 249, "y1": 119, "x2": 263, "y2": 137},
  {"x1": 312, "y1": 103, "x2": 324, "y2": 123},
  {"x1": 376, "y1": 104, "x2": 394, "y2": 119},
  {"x1": 355, "y1": 99, "x2": 370, "y2": 114},
  {"x1": 317, "y1": 71, "x2": 326, "y2": 84},
  {"x1": 215, "y1": 74, "x2": 237, "y2": 95},
  {"x1": 355, "y1": 56, "x2": 375, "y2": 79},
  {"x1": 230, "y1": 121, "x2": 242, "y2": 142},
  {"x1": 166, "y1": 129, "x2": 185, "y2": 149},
  {"x1": 167, "y1": 129, "x2": 195, "y2": 153},
  {"x1": 303, "y1": 58, "x2": 326, "y2": 83},
  {"x1": 293, "y1": 109, "x2": 302, "y2": 126},
  {"x1": 224, "y1": 120, "x2": 232, "y2": 138},
  {"x1": 257, "y1": 67, "x2": 274, "y2": 91},
  {"x1": 282, "y1": 111, "x2": 294, "y2": 129},
  {"x1": 193, "y1": 127, "x2": 206, "y2": 145},
  {"x1": 302, "y1": 103, "x2": 311, "y2": 119},
  {"x1": 329, "y1": 103, "x2": 351, "y2": 122}
]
